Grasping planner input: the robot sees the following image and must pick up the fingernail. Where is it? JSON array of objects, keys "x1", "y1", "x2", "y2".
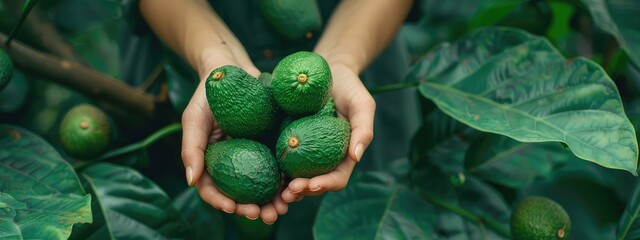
[
  {"x1": 222, "y1": 208, "x2": 234, "y2": 214},
  {"x1": 263, "y1": 220, "x2": 274, "y2": 225},
  {"x1": 186, "y1": 166, "x2": 194, "y2": 186},
  {"x1": 246, "y1": 215, "x2": 258, "y2": 220},
  {"x1": 290, "y1": 189, "x2": 303, "y2": 194},
  {"x1": 309, "y1": 185, "x2": 321, "y2": 192},
  {"x1": 354, "y1": 144, "x2": 364, "y2": 162}
]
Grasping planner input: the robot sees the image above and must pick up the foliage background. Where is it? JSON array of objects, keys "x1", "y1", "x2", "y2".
[{"x1": 1, "y1": 0, "x2": 640, "y2": 239}]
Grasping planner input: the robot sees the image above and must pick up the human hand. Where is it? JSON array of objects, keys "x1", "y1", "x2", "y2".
[
  {"x1": 181, "y1": 52, "x2": 288, "y2": 224},
  {"x1": 281, "y1": 63, "x2": 375, "y2": 202}
]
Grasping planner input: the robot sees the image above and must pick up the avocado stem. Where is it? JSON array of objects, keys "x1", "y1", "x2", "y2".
[
  {"x1": 558, "y1": 228, "x2": 565, "y2": 239},
  {"x1": 288, "y1": 136, "x2": 300, "y2": 148},
  {"x1": 213, "y1": 71, "x2": 224, "y2": 81},
  {"x1": 80, "y1": 121, "x2": 89, "y2": 129},
  {"x1": 297, "y1": 74, "x2": 308, "y2": 84}
]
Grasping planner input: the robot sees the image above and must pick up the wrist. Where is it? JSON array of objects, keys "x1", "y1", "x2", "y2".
[{"x1": 192, "y1": 46, "x2": 236, "y2": 80}]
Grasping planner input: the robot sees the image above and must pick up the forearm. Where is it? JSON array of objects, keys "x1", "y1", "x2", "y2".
[
  {"x1": 139, "y1": 0, "x2": 251, "y2": 76},
  {"x1": 314, "y1": 0, "x2": 413, "y2": 73}
]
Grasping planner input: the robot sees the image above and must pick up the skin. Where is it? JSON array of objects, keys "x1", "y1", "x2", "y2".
[{"x1": 140, "y1": 0, "x2": 412, "y2": 224}]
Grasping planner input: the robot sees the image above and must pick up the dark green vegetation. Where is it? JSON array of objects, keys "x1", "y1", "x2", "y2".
[
  {"x1": 511, "y1": 196, "x2": 571, "y2": 240},
  {"x1": 205, "y1": 139, "x2": 281, "y2": 205},
  {"x1": 206, "y1": 65, "x2": 276, "y2": 138},
  {"x1": 2, "y1": 0, "x2": 640, "y2": 239},
  {"x1": 0, "y1": 49, "x2": 13, "y2": 90},
  {"x1": 259, "y1": 0, "x2": 322, "y2": 41},
  {"x1": 277, "y1": 116, "x2": 350, "y2": 178},
  {"x1": 272, "y1": 51, "x2": 332, "y2": 116},
  {"x1": 59, "y1": 104, "x2": 110, "y2": 159}
]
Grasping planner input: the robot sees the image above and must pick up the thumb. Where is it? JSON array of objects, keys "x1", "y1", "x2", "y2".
[
  {"x1": 181, "y1": 83, "x2": 214, "y2": 186},
  {"x1": 346, "y1": 99, "x2": 375, "y2": 162}
]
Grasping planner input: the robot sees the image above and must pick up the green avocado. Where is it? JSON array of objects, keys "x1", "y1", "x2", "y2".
[
  {"x1": 510, "y1": 196, "x2": 571, "y2": 240},
  {"x1": 276, "y1": 115, "x2": 350, "y2": 178},
  {"x1": 205, "y1": 139, "x2": 281, "y2": 205},
  {"x1": 206, "y1": 65, "x2": 276, "y2": 139},
  {"x1": 0, "y1": 49, "x2": 13, "y2": 91},
  {"x1": 259, "y1": 0, "x2": 322, "y2": 42},
  {"x1": 316, "y1": 97, "x2": 336, "y2": 117},
  {"x1": 59, "y1": 104, "x2": 111, "y2": 159},
  {"x1": 279, "y1": 97, "x2": 336, "y2": 132},
  {"x1": 272, "y1": 51, "x2": 332, "y2": 116}
]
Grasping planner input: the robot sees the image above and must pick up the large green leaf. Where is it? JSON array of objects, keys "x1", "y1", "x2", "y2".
[
  {"x1": 465, "y1": 133, "x2": 571, "y2": 188},
  {"x1": 70, "y1": 163, "x2": 189, "y2": 239},
  {"x1": 618, "y1": 179, "x2": 640, "y2": 239},
  {"x1": 172, "y1": 188, "x2": 224, "y2": 240},
  {"x1": 581, "y1": 0, "x2": 640, "y2": 69},
  {"x1": 0, "y1": 193, "x2": 26, "y2": 239},
  {"x1": 314, "y1": 172, "x2": 436, "y2": 240},
  {"x1": 412, "y1": 27, "x2": 638, "y2": 174},
  {"x1": 0, "y1": 124, "x2": 92, "y2": 239}
]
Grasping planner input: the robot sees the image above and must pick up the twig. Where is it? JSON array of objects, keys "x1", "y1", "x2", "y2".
[
  {"x1": 0, "y1": 33, "x2": 156, "y2": 120},
  {"x1": 140, "y1": 63, "x2": 164, "y2": 91}
]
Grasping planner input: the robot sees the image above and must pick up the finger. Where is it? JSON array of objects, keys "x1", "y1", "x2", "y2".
[
  {"x1": 236, "y1": 204, "x2": 260, "y2": 220},
  {"x1": 346, "y1": 97, "x2": 375, "y2": 162},
  {"x1": 196, "y1": 174, "x2": 236, "y2": 213},
  {"x1": 260, "y1": 203, "x2": 278, "y2": 225},
  {"x1": 288, "y1": 178, "x2": 309, "y2": 194},
  {"x1": 272, "y1": 194, "x2": 289, "y2": 215},
  {"x1": 181, "y1": 83, "x2": 214, "y2": 186},
  {"x1": 308, "y1": 157, "x2": 356, "y2": 192},
  {"x1": 294, "y1": 195, "x2": 305, "y2": 202},
  {"x1": 281, "y1": 188, "x2": 298, "y2": 203}
]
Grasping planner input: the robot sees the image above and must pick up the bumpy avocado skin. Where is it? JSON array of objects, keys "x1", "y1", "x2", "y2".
[
  {"x1": 511, "y1": 196, "x2": 571, "y2": 240},
  {"x1": 59, "y1": 104, "x2": 111, "y2": 159},
  {"x1": 0, "y1": 49, "x2": 13, "y2": 91},
  {"x1": 276, "y1": 116, "x2": 350, "y2": 178},
  {"x1": 205, "y1": 139, "x2": 281, "y2": 205},
  {"x1": 272, "y1": 51, "x2": 332, "y2": 116},
  {"x1": 315, "y1": 97, "x2": 336, "y2": 117},
  {"x1": 206, "y1": 65, "x2": 276, "y2": 139},
  {"x1": 259, "y1": 0, "x2": 322, "y2": 42}
]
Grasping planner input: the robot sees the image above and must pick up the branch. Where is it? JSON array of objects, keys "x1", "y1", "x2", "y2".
[{"x1": 0, "y1": 33, "x2": 155, "y2": 120}]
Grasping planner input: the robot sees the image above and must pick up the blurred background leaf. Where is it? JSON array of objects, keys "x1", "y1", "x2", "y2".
[
  {"x1": 70, "y1": 163, "x2": 189, "y2": 239},
  {"x1": 0, "y1": 124, "x2": 92, "y2": 239}
]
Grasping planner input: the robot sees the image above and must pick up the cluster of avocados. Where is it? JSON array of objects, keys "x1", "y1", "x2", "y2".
[{"x1": 204, "y1": 51, "x2": 351, "y2": 205}]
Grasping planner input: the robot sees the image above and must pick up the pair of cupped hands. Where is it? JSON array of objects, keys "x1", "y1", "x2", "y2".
[{"x1": 181, "y1": 51, "x2": 375, "y2": 224}]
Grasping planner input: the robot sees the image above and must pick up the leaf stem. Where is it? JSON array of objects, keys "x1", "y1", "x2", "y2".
[
  {"x1": 73, "y1": 123, "x2": 182, "y2": 171},
  {"x1": 418, "y1": 189, "x2": 511, "y2": 238},
  {"x1": 4, "y1": 0, "x2": 39, "y2": 47},
  {"x1": 367, "y1": 81, "x2": 423, "y2": 95}
]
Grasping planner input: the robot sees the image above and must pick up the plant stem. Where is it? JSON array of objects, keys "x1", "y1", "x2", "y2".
[
  {"x1": 73, "y1": 123, "x2": 183, "y2": 171},
  {"x1": 367, "y1": 81, "x2": 423, "y2": 95},
  {"x1": 4, "y1": 0, "x2": 39, "y2": 46},
  {"x1": 418, "y1": 190, "x2": 511, "y2": 238}
]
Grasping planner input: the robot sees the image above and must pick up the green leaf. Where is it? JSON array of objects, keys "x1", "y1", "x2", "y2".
[
  {"x1": 581, "y1": 0, "x2": 640, "y2": 69},
  {"x1": 465, "y1": 133, "x2": 571, "y2": 188},
  {"x1": 412, "y1": 27, "x2": 638, "y2": 174},
  {"x1": 409, "y1": 109, "x2": 478, "y2": 178},
  {"x1": 618, "y1": 179, "x2": 640, "y2": 240},
  {"x1": 172, "y1": 188, "x2": 224, "y2": 240},
  {"x1": 0, "y1": 193, "x2": 26, "y2": 240},
  {"x1": 165, "y1": 63, "x2": 197, "y2": 113},
  {"x1": 4, "y1": 0, "x2": 39, "y2": 46},
  {"x1": 0, "y1": 124, "x2": 92, "y2": 239},
  {"x1": 314, "y1": 172, "x2": 436, "y2": 240},
  {"x1": 421, "y1": 177, "x2": 511, "y2": 239},
  {"x1": 70, "y1": 163, "x2": 189, "y2": 239}
]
